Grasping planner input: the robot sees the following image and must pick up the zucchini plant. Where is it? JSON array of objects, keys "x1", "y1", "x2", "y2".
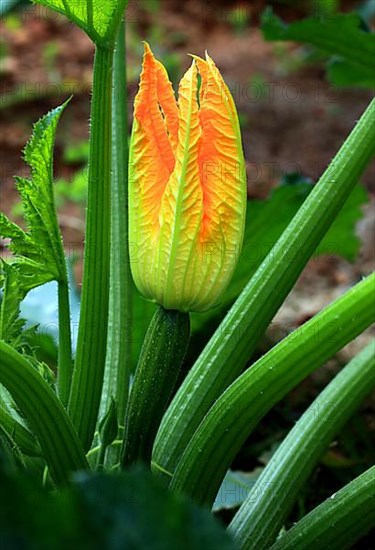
[{"x1": 0, "y1": 1, "x2": 374, "y2": 547}]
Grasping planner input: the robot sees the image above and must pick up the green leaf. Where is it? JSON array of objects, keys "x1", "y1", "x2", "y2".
[
  {"x1": 230, "y1": 340, "x2": 375, "y2": 549},
  {"x1": 0, "y1": 424, "x2": 25, "y2": 472},
  {"x1": 0, "y1": 264, "x2": 58, "y2": 374},
  {"x1": 0, "y1": 341, "x2": 88, "y2": 484},
  {"x1": 317, "y1": 183, "x2": 367, "y2": 259},
  {"x1": 0, "y1": 263, "x2": 26, "y2": 347},
  {"x1": 168, "y1": 274, "x2": 375, "y2": 506},
  {"x1": 261, "y1": 8, "x2": 375, "y2": 72},
  {"x1": 261, "y1": 8, "x2": 375, "y2": 87},
  {"x1": 327, "y1": 58, "x2": 375, "y2": 88},
  {"x1": 270, "y1": 466, "x2": 375, "y2": 550},
  {"x1": 0, "y1": 402, "x2": 42, "y2": 458},
  {"x1": 32, "y1": 0, "x2": 128, "y2": 46},
  {"x1": 0, "y1": 467, "x2": 237, "y2": 549},
  {"x1": 0, "y1": 102, "x2": 74, "y2": 403},
  {"x1": 0, "y1": 102, "x2": 69, "y2": 292}
]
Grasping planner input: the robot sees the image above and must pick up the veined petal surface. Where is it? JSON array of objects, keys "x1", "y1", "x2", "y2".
[
  {"x1": 129, "y1": 44, "x2": 177, "y2": 296},
  {"x1": 129, "y1": 45, "x2": 247, "y2": 312},
  {"x1": 192, "y1": 54, "x2": 247, "y2": 310},
  {"x1": 156, "y1": 61, "x2": 203, "y2": 310}
]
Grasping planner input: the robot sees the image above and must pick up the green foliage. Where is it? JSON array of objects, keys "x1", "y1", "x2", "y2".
[
  {"x1": 261, "y1": 8, "x2": 375, "y2": 87},
  {"x1": 327, "y1": 58, "x2": 375, "y2": 88},
  {"x1": 168, "y1": 274, "x2": 375, "y2": 505},
  {"x1": 1, "y1": 6, "x2": 374, "y2": 546},
  {"x1": 153, "y1": 98, "x2": 375, "y2": 489},
  {"x1": 0, "y1": 466, "x2": 236, "y2": 549},
  {"x1": 32, "y1": 0, "x2": 128, "y2": 46},
  {"x1": 0, "y1": 401, "x2": 42, "y2": 458},
  {"x1": 0, "y1": 341, "x2": 88, "y2": 484},
  {"x1": 0, "y1": 263, "x2": 26, "y2": 347},
  {"x1": 0, "y1": 424, "x2": 25, "y2": 471},
  {"x1": 0, "y1": 104, "x2": 70, "y2": 354},
  {"x1": 230, "y1": 341, "x2": 375, "y2": 549},
  {"x1": 0, "y1": 103, "x2": 68, "y2": 291},
  {"x1": 271, "y1": 466, "x2": 375, "y2": 550}
]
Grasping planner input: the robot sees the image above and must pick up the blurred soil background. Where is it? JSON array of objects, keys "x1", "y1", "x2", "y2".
[{"x1": 0, "y1": 0, "x2": 374, "y2": 532}]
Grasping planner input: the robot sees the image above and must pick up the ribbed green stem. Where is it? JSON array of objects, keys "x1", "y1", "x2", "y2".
[
  {"x1": 101, "y1": 19, "x2": 132, "y2": 428},
  {"x1": 68, "y1": 45, "x2": 113, "y2": 451},
  {"x1": 121, "y1": 307, "x2": 190, "y2": 468},
  {"x1": 230, "y1": 340, "x2": 375, "y2": 549},
  {"x1": 169, "y1": 274, "x2": 375, "y2": 506},
  {"x1": 57, "y1": 278, "x2": 73, "y2": 406},
  {"x1": 153, "y1": 98, "x2": 375, "y2": 477},
  {"x1": 0, "y1": 341, "x2": 88, "y2": 484},
  {"x1": 270, "y1": 466, "x2": 375, "y2": 550}
]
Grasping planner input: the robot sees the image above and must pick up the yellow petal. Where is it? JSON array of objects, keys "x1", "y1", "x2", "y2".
[
  {"x1": 129, "y1": 46, "x2": 247, "y2": 313},
  {"x1": 129, "y1": 44, "x2": 177, "y2": 296},
  {"x1": 130, "y1": 44, "x2": 174, "y2": 222},
  {"x1": 190, "y1": 53, "x2": 247, "y2": 310},
  {"x1": 155, "y1": 60, "x2": 204, "y2": 310}
]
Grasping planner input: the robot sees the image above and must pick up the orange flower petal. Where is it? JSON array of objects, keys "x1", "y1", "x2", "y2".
[
  {"x1": 129, "y1": 46, "x2": 247, "y2": 312},
  {"x1": 154, "y1": 60, "x2": 204, "y2": 310},
  {"x1": 155, "y1": 59, "x2": 179, "y2": 152},
  {"x1": 183, "y1": 53, "x2": 246, "y2": 309},
  {"x1": 129, "y1": 44, "x2": 176, "y2": 295}
]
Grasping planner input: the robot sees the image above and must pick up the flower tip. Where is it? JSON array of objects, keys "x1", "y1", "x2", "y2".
[
  {"x1": 189, "y1": 54, "x2": 207, "y2": 77},
  {"x1": 183, "y1": 57, "x2": 197, "y2": 74},
  {"x1": 142, "y1": 41, "x2": 154, "y2": 57},
  {"x1": 204, "y1": 50, "x2": 216, "y2": 66},
  {"x1": 188, "y1": 53, "x2": 204, "y2": 62}
]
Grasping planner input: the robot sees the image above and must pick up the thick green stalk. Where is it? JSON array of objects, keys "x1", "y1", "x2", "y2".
[
  {"x1": 169, "y1": 274, "x2": 375, "y2": 506},
  {"x1": 270, "y1": 466, "x2": 375, "y2": 550},
  {"x1": 57, "y1": 278, "x2": 73, "y2": 406},
  {"x1": 121, "y1": 307, "x2": 190, "y2": 468},
  {"x1": 48, "y1": 105, "x2": 73, "y2": 406},
  {"x1": 68, "y1": 45, "x2": 113, "y2": 451},
  {"x1": 101, "y1": 19, "x2": 132, "y2": 427},
  {"x1": 153, "y1": 98, "x2": 375, "y2": 476},
  {"x1": 230, "y1": 340, "x2": 375, "y2": 549},
  {"x1": 0, "y1": 341, "x2": 88, "y2": 484}
]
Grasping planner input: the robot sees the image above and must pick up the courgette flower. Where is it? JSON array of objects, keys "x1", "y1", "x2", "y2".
[{"x1": 129, "y1": 43, "x2": 247, "y2": 312}]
